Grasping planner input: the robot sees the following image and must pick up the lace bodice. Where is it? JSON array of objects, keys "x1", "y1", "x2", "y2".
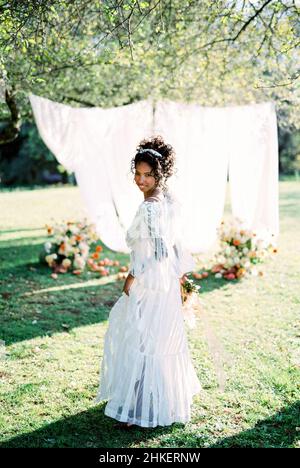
[{"x1": 125, "y1": 191, "x2": 195, "y2": 290}]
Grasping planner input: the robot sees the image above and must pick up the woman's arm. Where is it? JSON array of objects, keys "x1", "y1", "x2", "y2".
[{"x1": 123, "y1": 272, "x2": 135, "y2": 296}]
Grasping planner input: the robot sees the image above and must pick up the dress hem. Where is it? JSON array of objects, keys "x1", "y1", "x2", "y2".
[{"x1": 95, "y1": 385, "x2": 202, "y2": 428}]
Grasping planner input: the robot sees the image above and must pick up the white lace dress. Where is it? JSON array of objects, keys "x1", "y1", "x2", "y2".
[{"x1": 94, "y1": 190, "x2": 202, "y2": 427}]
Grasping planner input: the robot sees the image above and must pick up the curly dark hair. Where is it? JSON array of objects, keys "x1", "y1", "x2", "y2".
[{"x1": 130, "y1": 135, "x2": 177, "y2": 192}]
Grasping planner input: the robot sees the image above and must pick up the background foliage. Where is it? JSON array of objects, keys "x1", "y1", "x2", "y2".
[{"x1": 0, "y1": 0, "x2": 299, "y2": 185}]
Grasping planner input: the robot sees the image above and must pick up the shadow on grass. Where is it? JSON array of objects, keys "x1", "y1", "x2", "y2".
[
  {"x1": 0, "y1": 227, "x2": 44, "y2": 235},
  {"x1": 1, "y1": 401, "x2": 298, "y2": 448},
  {"x1": 209, "y1": 401, "x2": 300, "y2": 448},
  {"x1": 0, "y1": 239, "x2": 129, "y2": 345},
  {"x1": 0, "y1": 403, "x2": 184, "y2": 448},
  {"x1": 0, "y1": 239, "x2": 232, "y2": 346}
]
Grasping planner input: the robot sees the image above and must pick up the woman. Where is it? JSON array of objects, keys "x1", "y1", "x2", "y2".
[{"x1": 95, "y1": 135, "x2": 201, "y2": 428}]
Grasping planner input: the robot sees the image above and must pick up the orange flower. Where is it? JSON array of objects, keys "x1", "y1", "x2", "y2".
[
  {"x1": 236, "y1": 268, "x2": 246, "y2": 278},
  {"x1": 96, "y1": 245, "x2": 103, "y2": 252},
  {"x1": 233, "y1": 239, "x2": 240, "y2": 246},
  {"x1": 59, "y1": 243, "x2": 65, "y2": 251},
  {"x1": 192, "y1": 272, "x2": 202, "y2": 279},
  {"x1": 92, "y1": 252, "x2": 99, "y2": 259},
  {"x1": 76, "y1": 235, "x2": 83, "y2": 242},
  {"x1": 211, "y1": 264, "x2": 223, "y2": 273}
]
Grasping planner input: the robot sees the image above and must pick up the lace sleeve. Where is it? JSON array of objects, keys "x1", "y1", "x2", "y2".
[
  {"x1": 128, "y1": 200, "x2": 168, "y2": 278},
  {"x1": 140, "y1": 201, "x2": 169, "y2": 261}
]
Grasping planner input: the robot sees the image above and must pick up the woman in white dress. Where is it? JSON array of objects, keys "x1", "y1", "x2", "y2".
[{"x1": 95, "y1": 135, "x2": 201, "y2": 428}]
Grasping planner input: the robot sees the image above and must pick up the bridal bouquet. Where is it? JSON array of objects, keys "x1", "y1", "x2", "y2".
[
  {"x1": 210, "y1": 216, "x2": 278, "y2": 280},
  {"x1": 180, "y1": 277, "x2": 202, "y2": 329}
]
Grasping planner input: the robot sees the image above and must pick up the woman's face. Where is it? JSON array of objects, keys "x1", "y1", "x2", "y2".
[{"x1": 134, "y1": 161, "x2": 157, "y2": 193}]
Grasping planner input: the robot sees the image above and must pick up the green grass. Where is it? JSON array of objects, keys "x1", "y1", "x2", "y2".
[{"x1": 0, "y1": 182, "x2": 299, "y2": 448}]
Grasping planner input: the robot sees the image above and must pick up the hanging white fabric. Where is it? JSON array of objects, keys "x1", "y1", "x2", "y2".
[
  {"x1": 29, "y1": 93, "x2": 154, "y2": 252},
  {"x1": 154, "y1": 99, "x2": 279, "y2": 249},
  {"x1": 227, "y1": 101, "x2": 279, "y2": 239},
  {"x1": 29, "y1": 93, "x2": 279, "y2": 254},
  {"x1": 154, "y1": 100, "x2": 231, "y2": 252}
]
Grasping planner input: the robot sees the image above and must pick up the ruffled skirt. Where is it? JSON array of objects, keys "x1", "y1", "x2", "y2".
[{"x1": 94, "y1": 277, "x2": 202, "y2": 428}]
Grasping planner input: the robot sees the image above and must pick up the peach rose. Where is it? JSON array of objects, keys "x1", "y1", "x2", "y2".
[
  {"x1": 100, "y1": 270, "x2": 109, "y2": 276},
  {"x1": 224, "y1": 273, "x2": 236, "y2": 280},
  {"x1": 192, "y1": 272, "x2": 202, "y2": 279}
]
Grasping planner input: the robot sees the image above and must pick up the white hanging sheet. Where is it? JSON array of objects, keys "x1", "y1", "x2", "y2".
[
  {"x1": 29, "y1": 93, "x2": 153, "y2": 251},
  {"x1": 227, "y1": 101, "x2": 279, "y2": 240},
  {"x1": 29, "y1": 94, "x2": 279, "y2": 253}
]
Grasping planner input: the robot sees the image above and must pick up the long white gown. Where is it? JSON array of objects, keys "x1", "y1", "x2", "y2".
[{"x1": 94, "y1": 190, "x2": 202, "y2": 427}]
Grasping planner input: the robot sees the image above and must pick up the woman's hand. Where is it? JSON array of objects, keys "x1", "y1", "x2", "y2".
[
  {"x1": 123, "y1": 273, "x2": 135, "y2": 296},
  {"x1": 180, "y1": 274, "x2": 188, "y2": 285},
  {"x1": 179, "y1": 275, "x2": 188, "y2": 284}
]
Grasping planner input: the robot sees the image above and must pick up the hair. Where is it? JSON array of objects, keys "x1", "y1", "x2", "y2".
[{"x1": 130, "y1": 135, "x2": 177, "y2": 192}]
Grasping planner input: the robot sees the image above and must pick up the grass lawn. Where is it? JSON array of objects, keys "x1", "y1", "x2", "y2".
[{"x1": 0, "y1": 182, "x2": 299, "y2": 448}]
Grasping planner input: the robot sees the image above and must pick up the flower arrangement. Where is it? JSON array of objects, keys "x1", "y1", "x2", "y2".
[
  {"x1": 87, "y1": 251, "x2": 129, "y2": 278},
  {"x1": 41, "y1": 219, "x2": 99, "y2": 275},
  {"x1": 209, "y1": 216, "x2": 278, "y2": 280},
  {"x1": 41, "y1": 219, "x2": 130, "y2": 279},
  {"x1": 180, "y1": 277, "x2": 202, "y2": 329}
]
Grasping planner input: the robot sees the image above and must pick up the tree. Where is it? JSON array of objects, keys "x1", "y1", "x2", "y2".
[{"x1": 0, "y1": 0, "x2": 299, "y2": 145}]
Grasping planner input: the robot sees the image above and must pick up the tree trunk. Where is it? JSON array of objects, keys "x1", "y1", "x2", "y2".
[{"x1": 0, "y1": 87, "x2": 21, "y2": 145}]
